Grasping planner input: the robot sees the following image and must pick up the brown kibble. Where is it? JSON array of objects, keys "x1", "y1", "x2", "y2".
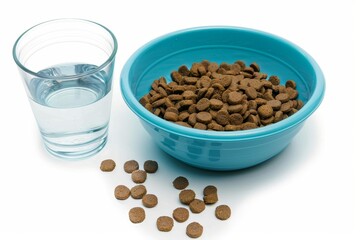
[
  {"x1": 250, "y1": 62, "x2": 260, "y2": 72},
  {"x1": 130, "y1": 185, "x2": 147, "y2": 199},
  {"x1": 157, "y1": 216, "x2": 174, "y2": 232},
  {"x1": 280, "y1": 101, "x2": 293, "y2": 113},
  {"x1": 215, "y1": 110, "x2": 230, "y2": 126},
  {"x1": 179, "y1": 189, "x2": 196, "y2": 205},
  {"x1": 245, "y1": 86, "x2": 258, "y2": 99},
  {"x1": 215, "y1": 205, "x2": 231, "y2": 220},
  {"x1": 274, "y1": 111, "x2": 284, "y2": 123},
  {"x1": 173, "y1": 207, "x2": 189, "y2": 223},
  {"x1": 129, "y1": 207, "x2": 145, "y2": 223},
  {"x1": 100, "y1": 159, "x2": 116, "y2": 172},
  {"x1": 194, "y1": 122, "x2": 207, "y2": 130},
  {"x1": 285, "y1": 79, "x2": 296, "y2": 89},
  {"x1": 164, "y1": 111, "x2": 178, "y2": 122},
  {"x1": 196, "y1": 111, "x2": 213, "y2": 124},
  {"x1": 286, "y1": 87, "x2": 299, "y2": 100},
  {"x1": 209, "y1": 98, "x2": 223, "y2": 110},
  {"x1": 114, "y1": 185, "x2": 130, "y2": 200},
  {"x1": 258, "y1": 104, "x2": 274, "y2": 119},
  {"x1": 152, "y1": 98, "x2": 166, "y2": 108},
  {"x1": 171, "y1": 71, "x2": 183, "y2": 83},
  {"x1": 229, "y1": 113, "x2": 244, "y2": 125},
  {"x1": 267, "y1": 99, "x2": 282, "y2": 110},
  {"x1": 203, "y1": 193, "x2": 218, "y2": 204},
  {"x1": 297, "y1": 99, "x2": 304, "y2": 110},
  {"x1": 142, "y1": 194, "x2": 158, "y2": 208},
  {"x1": 131, "y1": 170, "x2": 147, "y2": 183},
  {"x1": 188, "y1": 113, "x2": 197, "y2": 126},
  {"x1": 261, "y1": 116, "x2": 275, "y2": 125},
  {"x1": 189, "y1": 199, "x2": 206, "y2": 213},
  {"x1": 227, "y1": 91, "x2": 243, "y2": 104},
  {"x1": 241, "y1": 122, "x2": 257, "y2": 130},
  {"x1": 186, "y1": 222, "x2": 203, "y2": 238},
  {"x1": 143, "y1": 160, "x2": 158, "y2": 173},
  {"x1": 269, "y1": 75, "x2": 280, "y2": 85},
  {"x1": 168, "y1": 94, "x2": 183, "y2": 101},
  {"x1": 196, "y1": 98, "x2": 210, "y2": 111},
  {"x1": 178, "y1": 65, "x2": 190, "y2": 76},
  {"x1": 203, "y1": 185, "x2": 217, "y2": 195},
  {"x1": 227, "y1": 104, "x2": 243, "y2": 113},
  {"x1": 173, "y1": 176, "x2": 189, "y2": 190},
  {"x1": 275, "y1": 93, "x2": 290, "y2": 103},
  {"x1": 123, "y1": 160, "x2": 139, "y2": 173},
  {"x1": 208, "y1": 121, "x2": 224, "y2": 131}
]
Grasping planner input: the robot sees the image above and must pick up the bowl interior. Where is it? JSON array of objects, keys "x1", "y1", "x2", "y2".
[{"x1": 121, "y1": 27, "x2": 324, "y2": 139}]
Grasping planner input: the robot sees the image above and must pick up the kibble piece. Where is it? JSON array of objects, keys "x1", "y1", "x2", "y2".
[
  {"x1": 130, "y1": 185, "x2": 147, "y2": 199},
  {"x1": 100, "y1": 159, "x2": 116, "y2": 172},
  {"x1": 173, "y1": 176, "x2": 189, "y2": 190},
  {"x1": 188, "y1": 113, "x2": 197, "y2": 126},
  {"x1": 274, "y1": 111, "x2": 284, "y2": 123},
  {"x1": 143, "y1": 160, "x2": 158, "y2": 173},
  {"x1": 297, "y1": 99, "x2": 304, "y2": 110},
  {"x1": 131, "y1": 170, "x2": 147, "y2": 183},
  {"x1": 178, "y1": 65, "x2": 190, "y2": 76},
  {"x1": 285, "y1": 79, "x2": 296, "y2": 89},
  {"x1": 267, "y1": 99, "x2": 282, "y2": 110},
  {"x1": 241, "y1": 122, "x2": 257, "y2": 130},
  {"x1": 215, "y1": 205, "x2": 231, "y2": 220},
  {"x1": 186, "y1": 222, "x2": 203, "y2": 238},
  {"x1": 280, "y1": 101, "x2": 293, "y2": 113},
  {"x1": 129, "y1": 207, "x2": 145, "y2": 223},
  {"x1": 209, "y1": 98, "x2": 223, "y2": 110},
  {"x1": 269, "y1": 75, "x2": 280, "y2": 85},
  {"x1": 227, "y1": 91, "x2": 243, "y2": 104},
  {"x1": 123, "y1": 160, "x2": 139, "y2": 173},
  {"x1": 173, "y1": 207, "x2": 189, "y2": 223},
  {"x1": 194, "y1": 122, "x2": 207, "y2": 130},
  {"x1": 250, "y1": 62, "x2": 260, "y2": 72},
  {"x1": 164, "y1": 111, "x2": 178, "y2": 121},
  {"x1": 142, "y1": 194, "x2": 158, "y2": 208},
  {"x1": 196, "y1": 98, "x2": 210, "y2": 111},
  {"x1": 258, "y1": 104, "x2": 274, "y2": 119},
  {"x1": 203, "y1": 193, "x2": 218, "y2": 204},
  {"x1": 275, "y1": 93, "x2": 290, "y2": 103},
  {"x1": 157, "y1": 216, "x2": 174, "y2": 232},
  {"x1": 196, "y1": 111, "x2": 213, "y2": 124},
  {"x1": 114, "y1": 185, "x2": 130, "y2": 200},
  {"x1": 179, "y1": 189, "x2": 196, "y2": 205},
  {"x1": 215, "y1": 110, "x2": 230, "y2": 126},
  {"x1": 245, "y1": 86, "x2": 258, "y2": 99},
  {"x1": 171, "y1": 71, "x2": 183, "y2": 83},
  {"x1": 229, "y1": 113, "x2": 243, "y2": 125},
  {"x1": 203, "y1": 185, "x2": 217, "y2": 195},
  {"x1": 286, "y1": 87, "x2": 299, "y2": 100},
  {"x1": 189, "y1": 199, "x2": 206, "y2": 213}
]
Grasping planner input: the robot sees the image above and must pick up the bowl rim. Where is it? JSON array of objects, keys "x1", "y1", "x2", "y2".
[{"x1": 120, "y1": 26, "x2": 325, "y2": 141}]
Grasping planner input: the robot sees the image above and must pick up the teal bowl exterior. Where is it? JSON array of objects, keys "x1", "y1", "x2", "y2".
[{"x1": 120, "y1": 26, "x2": 325, "y2": 170}]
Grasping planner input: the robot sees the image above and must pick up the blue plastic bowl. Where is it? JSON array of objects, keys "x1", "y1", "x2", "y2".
[{"x1": 120, "y1": 26, "x2": 325, "y2": 170}]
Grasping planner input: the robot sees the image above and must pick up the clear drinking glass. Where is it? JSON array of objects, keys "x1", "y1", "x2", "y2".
[{"x1": 13, "y1": 18, "x2": 118, "y2": 158}]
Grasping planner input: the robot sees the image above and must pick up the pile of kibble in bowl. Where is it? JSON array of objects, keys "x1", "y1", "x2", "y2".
[{"x1": 139, "y1": 60, "x2": 304, "y2": 130}]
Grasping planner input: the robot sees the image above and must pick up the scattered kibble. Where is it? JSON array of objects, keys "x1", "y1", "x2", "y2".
[
  {"x1": 100, "y1": 159, "x2": 116, "y2": 172},
  {"x1": 215, "y1": 205, "x2": 231, "y2": 220},
  {"x1": 179, "y1": 189, "x2": 196, "y2": 205},
  {"x1": 129, "y1": 207, "x2": 146, "y2": 223},
  {"x1": 114, "y1": 185, "x2": 130, "y2": 200},
  {"x1": 172, "y1": 207, "x2": 189, "y2": 223},
  {"x1": 131, "y1": 170, "x2": 147, "y2": 183},
  {"x1": 143, "y1": 160, "x2": 158, "y2": 173},
  {"x1": 156, "y1": 216, "x2": 174, "y2": 232},
  {"x1": 142, "y1": 194, "x2": 158, "y2": 208},
  {"x1": 124, "y1": 160, "x2": 139, "y2": 173},
  {"x1": 186, "y1": 222, "x2": 203, "y2": 238},
  {"x1": 130, "y1": 185, "x2": 147, "y2": 199},
  {"x1": 173, "y1": 176, "x2": 189, "y2": 190},
  {"x1": 189, "y1": 199, "x2": 206, "y2": 214}
]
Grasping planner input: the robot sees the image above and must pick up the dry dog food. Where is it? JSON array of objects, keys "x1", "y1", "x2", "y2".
[
  {"x1": 100, "y1": 159, "x2": 116, "y2": 172},
  {"x1": 179, "y1": 189, "x2": 196, "y2": 205},
  {"x1": 129, "y1": 207, "x2": 146, "y2": 223},
  {"x1": 172, "y1": 207, "x2": 189, "y2": 223},
  {"x1": 173, "y1": 176, "x2": 189, "y2": 190},
  {"x1": 143, "y1": 160, "x2": 158, "y2": 173},
  {"x1": 203, "y1": 185, "x2": 218, "y2": 204},
  {"x1": 156, "y1": 216, "x2": 174, "y2": 232},
  {"x1": 124, "y1": 160, "x2": 139, "y2": 173},
  {"x1": 114, "y1": 185, "x2": 131, "y2": 200},
  {"x1": 215, "y1": 204, "x2": 231, "y2": 220},
  {"x1": 186, "y1": 222, "x2": 203, "y2": 238},
  {"x1": 131, "y1": 170, "x2": 147, "y2": 183},
  {"x1": 130, "y1": 185, "x2": 147, "y2": 199},
  {"x1": 189, "y1": 199, "x2": 206, "y2": 213},
  {"x1": 142, "y1": 194, "x2": 158, "y2": 208},
  {"x1": 139, "y1": 60, "x2": 304, "y2": 131}
]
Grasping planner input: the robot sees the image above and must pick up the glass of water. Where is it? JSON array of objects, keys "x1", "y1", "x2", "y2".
[{"x1": 13, "y1": 18, "x2": 118, "y2": 159}]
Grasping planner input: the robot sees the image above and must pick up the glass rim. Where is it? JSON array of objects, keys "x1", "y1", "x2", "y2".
[{"x1": 12, "y1": 18, "x2": 118, "y2": 80}]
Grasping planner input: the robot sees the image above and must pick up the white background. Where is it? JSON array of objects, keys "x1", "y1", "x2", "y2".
[{"x1": 0, "y1": 0, "x2": 359, "y2": 239}]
